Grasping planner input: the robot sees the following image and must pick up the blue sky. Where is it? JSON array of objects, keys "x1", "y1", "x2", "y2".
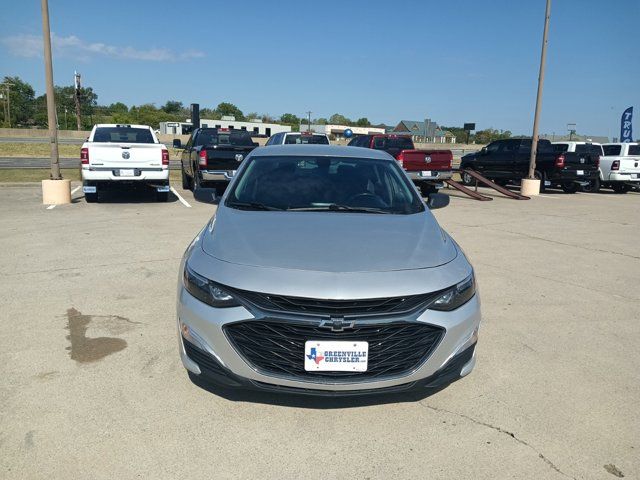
[{"x1": 1, "y1": 0, "x2": 638, "y2": 137}]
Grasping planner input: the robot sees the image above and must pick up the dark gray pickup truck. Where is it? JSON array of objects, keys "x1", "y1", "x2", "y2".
[
  {"x1": 176, "y1": 128, "x2": 258, "y2": 192},
  {"x1": 460, "y1": 138, "x2": 599, "y2": 193}
]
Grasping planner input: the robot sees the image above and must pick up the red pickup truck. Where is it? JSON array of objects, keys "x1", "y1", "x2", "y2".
[{"x1": 347, "y1": 134, "x2": 453, "y2": 194}]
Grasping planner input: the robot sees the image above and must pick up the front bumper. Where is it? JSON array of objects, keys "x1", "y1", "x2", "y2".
[
  {"x1": 201, "y1": 170, "x2": 236, "y2": 182},
  {"x1": 177, "y1": 285, "x2": 481, "y2": 394},
  {"x1": 405, "y1": 170, "x2": 453, "y2": 181}
]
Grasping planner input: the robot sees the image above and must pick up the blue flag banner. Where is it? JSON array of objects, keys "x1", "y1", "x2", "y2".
[{"x1": 620, "y1": 107, "x2": 633, "y2": 143}]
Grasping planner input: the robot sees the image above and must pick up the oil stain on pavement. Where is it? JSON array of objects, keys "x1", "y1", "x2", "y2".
[{"x1": 65, "y1": 307, "x2": 137, "y2": 363}]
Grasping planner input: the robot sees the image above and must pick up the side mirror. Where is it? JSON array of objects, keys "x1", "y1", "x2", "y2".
[
  {"x1": 427, "y1": 193, "x2": 449, "y2": 210},
  {"x1": 479, "y1": 147, "x2": 487, "y2": 155},
  {"x1": 252, "y1": 142, "x2": 259, "y2": 147},
  {"x1": 173, "y1": 139, "x2": 182, "y2": 149},
  {"x1": 193, "y1": 187, "x2": 220, "y2": 204}
]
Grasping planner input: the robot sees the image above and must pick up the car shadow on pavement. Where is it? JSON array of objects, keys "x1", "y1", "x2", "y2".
[
  {"x1": 188, "y1": 373, "x2": 446, "y2": 409},
  {"x1": 83, "y1": 188, "x2": 178, "y2": 204}
]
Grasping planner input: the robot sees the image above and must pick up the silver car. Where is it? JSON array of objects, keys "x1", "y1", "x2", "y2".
[{"x1": 177, "y1": 145, "x2": 481, "y2": 395}]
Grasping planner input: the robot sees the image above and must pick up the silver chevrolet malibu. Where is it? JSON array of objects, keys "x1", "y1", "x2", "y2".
[{"x1": 177, "y1": 145, "x2": 481, "y2": 396}]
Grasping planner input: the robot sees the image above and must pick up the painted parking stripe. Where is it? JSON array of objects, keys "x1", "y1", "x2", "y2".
[
  {"x1": 171, "y1": 186, "x2": 191, "y2": 208},
  {"x1": 47, "y1": 185, "x2": 83, "y2": 209}
]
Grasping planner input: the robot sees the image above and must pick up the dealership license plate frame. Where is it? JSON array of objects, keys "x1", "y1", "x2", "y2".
[{"x1": 304, "y1": 340, "x2": 369, "y2": 372}]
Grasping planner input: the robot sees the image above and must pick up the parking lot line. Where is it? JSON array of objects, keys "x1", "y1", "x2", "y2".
[
  {"x1": 46, "y1": 186, "x2": 82, "y2": 210},
  {"x1": 171, "y1": 186, "x2": 191, "y2": 208}
]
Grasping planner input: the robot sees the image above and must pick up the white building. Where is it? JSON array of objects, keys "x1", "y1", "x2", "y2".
[
  {"x1": 159, "y1": 116, "x2": 291, "y2": 136},
  {"x1": 305, "y1": 124, "x2": 386, "y2": 140}
]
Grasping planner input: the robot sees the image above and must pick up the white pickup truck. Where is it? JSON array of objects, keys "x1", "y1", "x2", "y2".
[
  {"x1": 600, "y1": 143, "x2": 640, "y2": 193},
  {"x1": 81, "y1": 124, "x2": 170, "y2": 202}
]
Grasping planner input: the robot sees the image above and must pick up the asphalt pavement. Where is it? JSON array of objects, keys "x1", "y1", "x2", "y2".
[{"x1": 0, "y1": 183, "x2": 638, "y2": 479}]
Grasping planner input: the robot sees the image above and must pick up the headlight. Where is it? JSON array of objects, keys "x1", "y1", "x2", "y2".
[
  {"x1": 429, "y1": 273, "x2": 476, "y2": 311},
  {"x1": 183, "y1": 263, "x2": 240, "y2": 308}
]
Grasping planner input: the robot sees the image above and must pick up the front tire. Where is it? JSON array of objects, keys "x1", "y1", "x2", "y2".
[
  {"x1": 460, "y1": 169, "x2": 475, "y2": 186},
  {"x1": 181, "y1": 167, "x2": 192, "y2": 190},
  {"x1": 534, "y1": 170, "x2": 546, "y2": 193},
  {"x1": 561, "y1": 182, "x2": 579, "y2": 194}
]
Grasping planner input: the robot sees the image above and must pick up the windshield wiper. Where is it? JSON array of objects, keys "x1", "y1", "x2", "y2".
[
  {"x1": 227, "y1": 201, "x2": 283, "y2": 211},
  {"x1": 288, "y1": 204, "x2": 391, "y2": 214}
]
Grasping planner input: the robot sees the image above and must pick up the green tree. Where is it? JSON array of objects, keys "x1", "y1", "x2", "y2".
[
  {"x1": 162, "y1": 100, "x2": 184, "y2": 114},
  {"x1": 215, "y1": 102, "x2": 244, "y2": 121},
  {"x1": 1, "y1": 76, "x2": 36, "y2": 127},
  {"x1": 329, "y1": 113, "x2": 351, "y2": 125},
  {"x1": 355, "y1": 117, "x2": 370, "y2": 127},
  {"x1": 280, "y1": 113, "x2": 300, "y2": 125},
  {"x1": 109, "y1": 102, "x2": 129, "y2": 114},
  {"x1": 245, "y1": 112, "x2": 259, "y2": 121},
  {"x1": 315, "y1": 117, "x2": 328, "y2": 125}
]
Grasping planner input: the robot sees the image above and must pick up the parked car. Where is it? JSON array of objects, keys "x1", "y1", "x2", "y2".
[
  {"x1": 80, "y1": 124, "x2": 170, "y2": 202},
  {"x1": 460, "y1": 138, "x2": 599, "y2": 193},
  {"x1": 599, "y1": 143, "x2": 640, "y2": 193},
  {"x1": 348, "y1": 134, "x2": 453, "y2": 195},
  {"x1": 177, "y1": 145, "x2": 480, "y2": 396},
  {"x1": 551, "y1": 142, "x2": 603, "y2": 192},
  {"x1": 266, "y1": 131, "x2": 330, "y2": 145},
  {"x1": 175, "y1": 128, "x2": 258, "y2": 193}
]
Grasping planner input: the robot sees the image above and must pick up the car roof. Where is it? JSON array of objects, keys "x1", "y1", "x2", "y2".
[
  {"x1": 254, "y1": 144, "x2": 394, "y2": 160},
  {"x1": 285, "y1": 132, "x2": 328, "y2": 136},
  {"x1": 94, "y1": 124, "x2": 152, "y2": 129}
]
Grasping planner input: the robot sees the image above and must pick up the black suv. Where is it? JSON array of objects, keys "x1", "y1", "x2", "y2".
[{"x1": 460, "y1": 138, "x2": 599, "y2": 193}]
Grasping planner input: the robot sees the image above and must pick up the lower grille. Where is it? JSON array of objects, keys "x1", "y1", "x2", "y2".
[{"x1": 224, "y1": 320, "x2": 444, "y2": 382}]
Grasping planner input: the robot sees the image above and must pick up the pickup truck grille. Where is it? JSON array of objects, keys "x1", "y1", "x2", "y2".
[{"x1": 224, "y1": 320, "x2": 444, "y2": 381}]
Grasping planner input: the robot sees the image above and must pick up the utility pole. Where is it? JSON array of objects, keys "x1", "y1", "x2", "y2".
[
  {"x1": 73, "y1": 71, "x2": 82, "y2": 130},
  {"x1": 306, "y1": 111, "x2": 312, "y2": 132},
  {"x1": 41, "y1": 0, "x2": 60, "y2": 180},
  {"x1": 526, "y1": 0, "x2": 552, "y2": 182}
]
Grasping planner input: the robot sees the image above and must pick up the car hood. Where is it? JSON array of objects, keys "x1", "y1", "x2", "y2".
[{"x1": 200, "y1": 207, "x2": 457, "y2": 273}]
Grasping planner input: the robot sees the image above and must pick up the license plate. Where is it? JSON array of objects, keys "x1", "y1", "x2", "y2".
[
  {"x1": 633, "y1": 174, "x2": 639, "y2": 179},
  {"x1": 83, "y1": 186, "x2": 96, "y2": 193},
  {"x1": 544, "y1": 180, "x2": 551, "y2": 186},
  {"x1": 120, "y1": 169, "x2": 135, "y2": 177},
  {"x1": 156, "y1": 186, "x2": 170, "y2": 192},
  {"x1": 304, "y1": 341, "x2": 368, "y2": 372},
  {"x1": 420, "y1": 171, "x2": 432, "y2": 177},
  {"x1": 576, "y1": 170, "x2": 584, "y2": 175}
]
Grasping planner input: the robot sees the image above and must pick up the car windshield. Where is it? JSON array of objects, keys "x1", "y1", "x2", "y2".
[
  {"x1": 92, "y1": 127, "x2": 155, "y2": 143},
  {"x1": 196, "y1": 129, "x2": 254, "y2": 147},
  {"x1": 284, "y1": 134, "x2": 329, "y2": 145},
  {"x1": 226, "y1": 155, "x2": 425, "y2": 214}
]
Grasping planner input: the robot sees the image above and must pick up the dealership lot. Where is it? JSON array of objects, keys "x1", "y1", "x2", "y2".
[{"x1": 1, "y1": 184, "x2": 638, "y2": 479}]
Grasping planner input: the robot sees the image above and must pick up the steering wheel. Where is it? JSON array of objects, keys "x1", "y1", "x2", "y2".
[{"x1": 346, "y1": 192, "x2": 378, "y2": 204}]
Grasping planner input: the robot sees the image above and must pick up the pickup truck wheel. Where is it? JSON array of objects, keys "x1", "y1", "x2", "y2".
[
  {"x1": 181, "y1": 167, "x2": 191, "y2": 190},
  {"x1": 419, "y1": 183, "x2": 436, "y2": 197},
  {"x1": 612, "y1": 183, "x2": 630, "y2": 194},
  {"x1": 534, "y1": 170, "x2": 546, "y2": 193},
  {"x1": 561, "y1": 182, "x2": 579, "y2": 194},
  {"x1": 582, "y1": 177, "x2": 600, "y2": 193},
  {"x1": 460, "y1": 170, "x2": 475, "y2": 186}
]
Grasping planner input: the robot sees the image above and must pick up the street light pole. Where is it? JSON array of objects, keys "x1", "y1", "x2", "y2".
[
  {"x1": 306, "y1": 111, "x2": 312, "y2": 132},
  {"x1": 526, "y1": 0, "x2": 552, "y2": 182},
  {"x1": 41, "y1": 0, "x2": 60, "y2": 180}
]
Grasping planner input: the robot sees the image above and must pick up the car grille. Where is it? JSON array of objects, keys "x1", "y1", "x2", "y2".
[
  {"x1": 224, "y1": 320, "x2": 444, "y2": 381},
  {"x1": 232, "y1": 289, "x2": 443, "y2": 317}
]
